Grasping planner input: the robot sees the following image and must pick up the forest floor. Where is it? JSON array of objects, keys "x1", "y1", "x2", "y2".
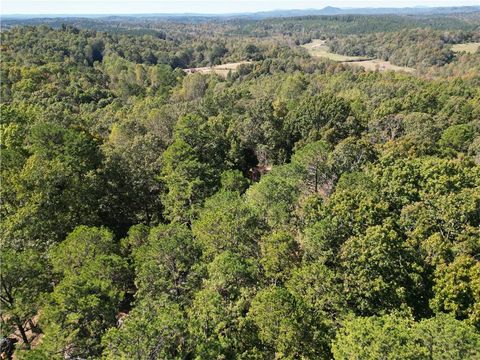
[
  {"x1": 303, "y1": 39, "x2": 415, "y2": 73},
  {"x1": 185, "y1": 61, "x2": 251, "y2": 77},
  {"x1": 451, "y1": 42, "x2": 480, "y2": 54}
]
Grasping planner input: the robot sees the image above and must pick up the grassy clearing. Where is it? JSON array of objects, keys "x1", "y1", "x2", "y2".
[
  {"x1": 302, "y1": 39, "x2": 368, "y2": 62},
  {"x1": 451, "y1": 43, "x2": 480, "y2": 54},
  {"x1": 344, "y1": 59, "x2": 415, "y2": 73},
  {"x1": 185, "y1": 61, "x2": 251, "y2": 77},
  {"x1": 302, "y1": 39, "x2": 414, "y2": 73}
]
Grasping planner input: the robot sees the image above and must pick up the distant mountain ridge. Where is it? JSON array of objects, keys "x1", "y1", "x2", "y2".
[
  {"x1": 2, "y1": 5, "x2": 480, "y2": 20},
  {"x1": 252, "y1": 5, "x2": 480, "y2": 18}
]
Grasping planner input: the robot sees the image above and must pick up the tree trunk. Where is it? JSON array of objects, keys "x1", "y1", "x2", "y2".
[{"x1": 15, "y1": 317, "x2": 30, "y2": 350}]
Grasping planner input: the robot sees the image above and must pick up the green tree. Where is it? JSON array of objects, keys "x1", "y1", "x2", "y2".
[
  {"x1": 206, "y1": 251, "x2": 257, "y2": 299},
  {"x1": 287, "y1": 262, "x2": 344, "y2": 328},
  {"x1": 161, "y1": 114, "x2": 226, "y2": 222},
  {"x1": 259, "y1": 231, "x2": 300, "y2": 284},
  {"x1": 414, "y1": 313, "x2": 480, "y2": 359},
  {"x1": 287, "y1": 93, "x2": 353, "y2": 144},
  {"x1": 339, "y1": 221, "x2": 423, "y2": 316},
  {"x1": 246, "y1": 164, "x2": 302, "y2": 228},
  {"x1": 438, "y1": 124, "x2": 476, "y2": 154},
  {"x1": 292, "y1": 140, "x2": 332, "y2": 195},
  {"x1": 329, "y1": 137, "x2": 376, "y2": 176},
  {"x1": 162, "y1": 139, "x2": 216, "y2": 222},
  {"x1": 192, "y1": 190, "x2": 262, "y2": 260},
  {"x1": 38, "y1": 226, "x2": 128, "y2": 359},
  {"x1": 49, "y1": 226, "x2": 117, "y2": 273},
  {"x1": 1, "y1": 121, "x2": 103, "y2": 249},
  {"x1": 0, "y1": 249, "x2": 51, "y2": 348},
  {"x1": 1, "y1": 153, "x2": 101, "y2": 250},
  {"x1": 132, "y1": 223, "x2": 201, "y2": 302},
  {"x1": 332, "y1": 313, "x2": 480, "y2": 360},
  {"x1": 40, "y1": 255, "x2": 128, "y2": 359},
  {"x1": 101, "y1": 115, "x2": 166, "y2": 230},
  {"x1": 431, "y1": 255, "x2": 480, "y2": 328},
  {"x1": 248, "y1": 286, "x2": 329, "y2": 359},
  {"x1": 332, "y1": 314, "x2": 420, "y2": 360},
  {"x1": 102, "y1": 298, "x2": 188, "y2": 360},
  {"x1": 301, "y1": 172, "x2": 390, "y2": 262},
  {"x1": 179, "y1": 73, "x2": 208, "y2": 101},
  {"x1": 188, "y1": 287, "x2": 256, "y2": 359},
  {"x1": 220, "y1": 169, "x2": 250, "y2": 193},
  {"x1": 187, "y1": 248, "x2": 260, "y2": 358}
]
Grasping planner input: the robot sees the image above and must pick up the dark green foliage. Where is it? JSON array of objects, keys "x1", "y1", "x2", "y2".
[
  {"x1": 439, "y1": 123, "x2": 476, "y2": 153},
  {"x1": 0, "y1": 249, "x2": 51, "y2": 348},
  {"x1": 102, "y1": 298, "x2": 188, "y2": 360},
  {"x1": 192, "y1": 190, "x2": 263, "y2": 259},
  {"x1": 287, "y1": 93, "x2": 354, "y2": 144},
  {"x1": 248, "y1": 286, "x2": 331, "y2": 358},
  {"x1": 339, "y1": 221, "x2": 422, "y2": 315},
  {"x1": 132, "y1": 223, "x2": 201, "y2": 302},
  {"x1": 332, "y1": 313, "x2": 480, "y2": 359},
  {"x1": 161, "y1": 114, "x2": 229, "y2": 222},
  {"x1": 37, "y1": 226, "x2": 129, "y2": 359},
  {"x1": 220, "y1": 169, "x2": 250, "y2": 193},
  {"x1": 260, "y1": 231, "x2": 300, "y2": 284}
]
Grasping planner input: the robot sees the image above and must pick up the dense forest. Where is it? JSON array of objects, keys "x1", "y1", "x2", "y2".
[{"x1": 1, "y1": 10, "x2": 480, "y2": 360}]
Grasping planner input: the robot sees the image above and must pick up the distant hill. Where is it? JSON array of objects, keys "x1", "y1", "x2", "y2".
[
  {"x1": 2, "y1": 5, "x2": 480, "y2": 21},
  {"x1": 249, "y1": 5, "x2": 480, "y2": 19}
]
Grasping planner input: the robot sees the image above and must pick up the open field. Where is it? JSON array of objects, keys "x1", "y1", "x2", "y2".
[
  {"x1": 185, "y1": 61, "x2": 251, "y2": 77},
  {"x1": 451, "y1": 42, "x2": 480, "y2": 54},
  {"x1": 303, "y1": 39, "x2": 414, "y2": 73},
  {"x1": 302, "y1": 39, "x2": 369, "y2": 61},
  {"x1": 343, "y1": 59, "x2": 415, "y2": 73}
]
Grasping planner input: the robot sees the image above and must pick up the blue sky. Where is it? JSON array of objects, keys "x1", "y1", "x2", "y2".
[{"x1": 2, "y1": 0, "x2": 479, "y2": 14}]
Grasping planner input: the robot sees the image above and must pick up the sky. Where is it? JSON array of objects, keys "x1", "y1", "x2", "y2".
[{"x1": 2, "y1": 0, "x2": 479, "y2": 15}]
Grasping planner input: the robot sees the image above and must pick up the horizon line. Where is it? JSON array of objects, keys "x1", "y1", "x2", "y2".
[{"x1": 2, "y1": 4, "x2": 480, "y2": 17}]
